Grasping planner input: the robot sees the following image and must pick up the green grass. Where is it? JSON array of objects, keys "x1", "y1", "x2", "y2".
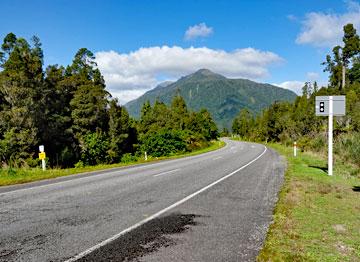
[
  {"x1": 0, "y1": 140, "x2": 225, "y2": 187},
  {"x1": 258, "y1": 143, "x2": 360, "y2": 262}
]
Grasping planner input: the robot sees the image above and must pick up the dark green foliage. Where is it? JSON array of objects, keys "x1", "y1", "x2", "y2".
[
  {"x1": 188, "y1": 109, "x2": 218, "y2": 140},
  {"x1": 232, "y1": 109, "x2": 254, "y2": 138},
  {"x1": 125, "y1": 69, "x2": 297, "y2": 129},
  {"x1": 137, "y1": 95, "x2": 219, "y2": 157},
  {"x1": 0, "y1": 33, "x2": 43, "y2": 166},
  {"x1": 140, "y1": 130, "x2": 187, "y2": 157},
  {"x1": 0, "y1": 34, "x2": 138, "y2": 168},
  {"x1": 108, "y1": 100, "x2": 136, "y2": 163},
  {"x1": 323, "y1": 23, "x2": 360, "y2": 90},
  {"x1": 80, "y1": 132, "x2": 109, "y2": 166},
  {"x1": 342, "y1": 24, "x2": 360, "y2": 66},
  {"x1": 0, "y1": 33, "x2": 221, "y2": 167}
]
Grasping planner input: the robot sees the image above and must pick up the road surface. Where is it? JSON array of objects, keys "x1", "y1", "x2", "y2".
[{"x1": 0, "y1": 139, "x2": 285, "y2": 261}]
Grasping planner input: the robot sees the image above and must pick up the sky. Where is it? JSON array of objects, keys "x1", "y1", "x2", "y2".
[{"x1": 1, "y1": 0, "x2": 360, "y2": 104}]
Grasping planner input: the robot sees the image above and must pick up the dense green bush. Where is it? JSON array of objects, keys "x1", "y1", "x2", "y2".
[
  {"x1": 140, "y1": 130, "x2": 187, "y2": 157},
  {"x1": 120, "y1": 153, "x2": 138, "y2": 163},
  {"x1": 80, "y1": 132, "x2": 109, "y2": 165}
]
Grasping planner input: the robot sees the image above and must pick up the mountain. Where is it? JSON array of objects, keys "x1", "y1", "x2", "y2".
[{"x1": 125, "y1": 69, "x2": 298, "y2": 129}]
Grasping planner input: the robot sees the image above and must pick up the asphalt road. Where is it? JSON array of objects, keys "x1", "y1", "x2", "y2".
[{"x1": 0, "y1": 139, "x2": 285, "y2": 262}]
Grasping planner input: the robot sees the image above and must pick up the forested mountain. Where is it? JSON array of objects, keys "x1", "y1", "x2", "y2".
[{"x1": 125, "y1": 69, "x2": 297, "y2": 129}]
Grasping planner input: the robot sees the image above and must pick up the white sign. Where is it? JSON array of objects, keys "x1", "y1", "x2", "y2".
[
  {"x1": 315, "y1": 96, "x2": 345, "y2": 116},
  {"x1": 39, "y1": 145, "x2": 45, "y2": 152}
]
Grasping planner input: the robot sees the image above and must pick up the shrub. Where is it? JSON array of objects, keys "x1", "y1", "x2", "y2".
[
  {"x1": 335, "y1": 132, "x2": 360, "y2": 166},
  {"x1": 74, "y1": 160, "x2": 84, "y2": 168},
  {"x1": 140, "y1": 130, "x2": 187, "y2": 157},
  {"x1": 121, "y1": 153, "x2": 137, "y2": 163},
  {"x1": 80, "y1": 132, "x2": 110, "y2": 166}
]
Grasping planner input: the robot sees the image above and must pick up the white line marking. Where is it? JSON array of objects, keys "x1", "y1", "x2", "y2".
[
  {"x1": 213, "y1": 156, "x2": 223, "y2": 160},
  {"x1": 251, "y1": 145, "x2": 255, "y2": 148},
  {"x1": 0, "y1": 141, "x2": 232, "y2": 196},
  {"x1": 64, "y1": 145, "x2": 267, "y2": 262},
  {"x1": 153, "y1": 169, "x2": 180, "y2": 177}
]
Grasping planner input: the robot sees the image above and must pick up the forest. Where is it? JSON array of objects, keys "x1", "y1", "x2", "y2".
[
  {"x1": 0, "y1": 33, "x2": 218, "y2": 168},
  {"x1": 232, "y1": 23, "x2": 360, "y2": 168}
]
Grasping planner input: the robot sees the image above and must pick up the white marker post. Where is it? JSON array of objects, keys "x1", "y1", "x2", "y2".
[
  {"x1": 293, "y1": 141, "x2": 297, "y2": 157},
  {"x1": 328, "y1": 96, "x2": 333, "y2": 176},
  {"x1": 144, "y1": 151, "x2": 148, "y2": 161},
  {"x1": 39, "y1": 145, "x2": 46, "y2": 171}
]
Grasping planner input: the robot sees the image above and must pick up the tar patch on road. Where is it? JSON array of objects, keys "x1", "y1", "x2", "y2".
[{"x1": 78, "y1": 213, "x2": 201, "y2": 262}]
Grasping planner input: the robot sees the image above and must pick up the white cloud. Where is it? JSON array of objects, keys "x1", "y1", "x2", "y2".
[
  {"x1": 110, "y1": 89, "x2": 149, "y2": 105},
  {"x1": 96, "y1": 46, "x2": 283, "y2": 104},
  {"x1": 306, "y1": 72, "x2": 319, "y2": 80},
  {"x1": 296, "y1": 0, "x2": 360, "y2": 47},
  {"x1": 184, "y1": 23, "x2": 213, "y2": 40},
  {"x1": 273, "y1": 81, "x2": 304, "y2": 95}
]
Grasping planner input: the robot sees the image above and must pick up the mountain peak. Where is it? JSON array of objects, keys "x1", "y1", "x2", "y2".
[
  {"x1": 183, "y1": 68, "x2": 226, "y2": 81},
  {"x1": 195, "y1": 68, "x2": 216, "y2": 75}
]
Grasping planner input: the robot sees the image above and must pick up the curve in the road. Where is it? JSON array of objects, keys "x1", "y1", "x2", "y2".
[{"x1": 65, "y1": 145, "x2": 267, "y2": 262}]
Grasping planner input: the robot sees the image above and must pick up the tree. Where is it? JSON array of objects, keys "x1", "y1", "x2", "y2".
[
  {"x1": 108, "y1": 99, "x2": 136, "y2": 163},
  {"x1": 70, "y1": 84, "x2": 109, "y2": 136},
  {"x1": 170, "y1": 95, "x2": 189, "y2": 130},
  {"x1": 193, "y1": 109, "x2": 218, "y2": 140},
  {"x1": 232, "y1": 109, "x2": 253, "y2": 138},
  {"x1": 323, "y1": 24, "x2": 360, "y2": 90},
  {"x1": 342, "y1": 24, "x2": 360, "y2": 89},
  {"x1": 0, "y1": 33, "x2": 44, "y2": 166},
  {"x1": 69, "y1": 48, "x2": 110, "y2": 140},
  {"x1": 322, "y1": 46, "x2": 343, "y2": 89},
  {"x1": 349, "y1": 57, "x2": 360, "y2": 83}
]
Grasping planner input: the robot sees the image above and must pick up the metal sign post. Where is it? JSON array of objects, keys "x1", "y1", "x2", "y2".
[
  {"x1": 328, "y1": 96, "x2": 333, "y2": 176},
  {"x1": 315, "y1": 96, "x2": 345, "y2": 176}
]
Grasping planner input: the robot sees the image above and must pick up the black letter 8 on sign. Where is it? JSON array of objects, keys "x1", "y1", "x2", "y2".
[{"x1": 320, "y1": 102, "x2": 325, "y2": 112}]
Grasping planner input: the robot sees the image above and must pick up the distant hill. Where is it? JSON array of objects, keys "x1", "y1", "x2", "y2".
[{"x1": 125, "y1": 69, "x2": 298, "y2": 129}]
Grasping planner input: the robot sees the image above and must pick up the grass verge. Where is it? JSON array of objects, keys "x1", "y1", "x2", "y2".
[
  {"x1": 258, "y1": 143, "x2": 360, "y2": 261},
  {"x1": 0, "y1": 140, "x2": 225, "y2": 187}
]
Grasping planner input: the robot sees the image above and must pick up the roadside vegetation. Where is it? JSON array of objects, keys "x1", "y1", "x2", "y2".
[
  {"x1": 230, "y1": 23, "x2": 360, "y2": 261},
  {"x1": 232, "y1": 23, "x2": 360, "y2": 170},
  {"x1": 258, "y1": 144, "x2": 360, "y2": 261},
  {"x1": 0, "y1": 140, "x2": 224, "y2": 186},
  {"x1": 0, "y1": 33, "x2": 219, "y2": 174}
]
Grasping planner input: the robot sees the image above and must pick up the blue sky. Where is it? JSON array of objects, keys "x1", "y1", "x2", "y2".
[{"x1": 1, "y1": 0, "x2": 360, "y2": 103}]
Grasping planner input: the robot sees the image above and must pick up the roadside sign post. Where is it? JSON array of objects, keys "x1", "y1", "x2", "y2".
[
  {"x1": 315, "y1": 96, "x2": 345, "y2": 176},
  {"x1": 293, "y1": 141, "x2": 297, "y2": 157},
  {"x1": 328, "y1": 96, "x2": 333, "y2": 176},
  {"x1": 39, "y1": 145, "x2": 46, "y2": 171}
]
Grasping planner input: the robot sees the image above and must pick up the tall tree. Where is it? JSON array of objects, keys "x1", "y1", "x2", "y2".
[
  {"x1": 0, "y1": 33, "x2": 44, "y2": 166},
  {"x1": 232, "y1": 109, "x2": 253, "y2": 138},
  {"x1": 108, "y1": 99, "x2": 136, "y2": 162},
  {"x1": 170, "y1": 95, "x2": 189, "y2": 130},
  {"x1": 69, "y1": 48, "x2": 110, "y2": 139},
  {"x1": 342, "y1": 24, "x2": 360, "y2": 89}
]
